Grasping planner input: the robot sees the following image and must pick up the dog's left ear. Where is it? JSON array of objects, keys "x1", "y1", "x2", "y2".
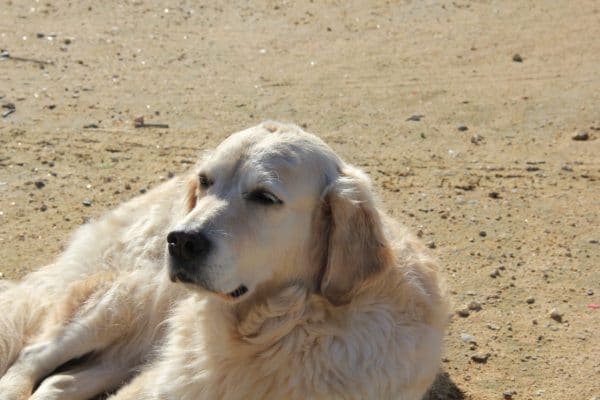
[{"x1": 318, "y1": 165, "x2": 393, "y2": 305}]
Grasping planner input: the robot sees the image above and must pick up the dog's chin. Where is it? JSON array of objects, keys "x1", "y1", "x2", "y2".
[{"x1": 169, "y1": 269, "x2": 250, "y2": 302}]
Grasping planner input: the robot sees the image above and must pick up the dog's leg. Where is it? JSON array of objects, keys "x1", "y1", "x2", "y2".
[
  {"x1": 30, "y1": 358, "x2": 134, "y2": 400},
  {"x1": 107, "y1": 367, "x2": 160, "y2": 400},
  {"x1": 0, "y1": 319, "x2": 118, "y2": 399},
  {"x1": 0, "y1": 283, "x2": 132, "y2": 399}
]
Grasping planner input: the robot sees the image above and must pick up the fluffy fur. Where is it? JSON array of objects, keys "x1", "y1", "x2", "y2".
[{"x1": 0, "y1": 121, "x2": 448, "y2": 400}]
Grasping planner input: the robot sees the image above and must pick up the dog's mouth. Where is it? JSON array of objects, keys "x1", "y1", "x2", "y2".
[{"x1": 227, "y1": 285, "x2": 248, "y2": 299}]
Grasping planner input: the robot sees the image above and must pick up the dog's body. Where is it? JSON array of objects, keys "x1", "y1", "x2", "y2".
[{"x1": 0, "y1": 122, "x2": 448, "y2": 400}]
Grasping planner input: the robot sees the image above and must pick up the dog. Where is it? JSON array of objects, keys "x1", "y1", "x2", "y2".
[{"x1": 0, "y1": 121, "x2": 448, "y2": 400}]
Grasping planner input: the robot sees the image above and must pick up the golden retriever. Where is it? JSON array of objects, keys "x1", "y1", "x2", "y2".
[{"x1": 0, "y1": 121, "x2": 448, "y2": 400}]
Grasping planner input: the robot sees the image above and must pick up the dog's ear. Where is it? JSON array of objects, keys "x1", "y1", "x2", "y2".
[
  {"x1": 318, "y1": 166, "x2": 393, "y2": 305},
  {"x1": 184, "y1": 176, "x2": 199, "y2": 213}
]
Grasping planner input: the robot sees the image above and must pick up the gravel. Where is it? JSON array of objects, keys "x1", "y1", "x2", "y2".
[
  {"x1": 471, "y1": 353, "x2": 490, "y2": 363},
  {"x1": 550, "y1": 308, "x2": 563, "y2": 322},
  {"x1": 572, "y1": 131, "x2": 589, "y2": 141},
  {"x1": 457, "y1": 308, "x2": 470, "y2": 318}
]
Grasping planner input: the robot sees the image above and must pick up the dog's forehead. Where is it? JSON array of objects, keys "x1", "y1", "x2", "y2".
[{"x1": 206, "y1": 124, "x2": 340, "y2": 179}]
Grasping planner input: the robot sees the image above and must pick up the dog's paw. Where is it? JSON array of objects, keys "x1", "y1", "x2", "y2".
[
  {"x1": 0, "y1": 367, "x2": 34, "y2": 400},
  {"x1": 30, "y1": 374, "x2": 76, "y2": 400}
]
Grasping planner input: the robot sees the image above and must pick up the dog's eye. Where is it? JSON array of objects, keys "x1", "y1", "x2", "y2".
[
  {"x1": 244, "y1": 190, "x2": 282, "y2": 205},
  {"x1": 198, "y1": 174, "x2": 213, "y2": 189}
]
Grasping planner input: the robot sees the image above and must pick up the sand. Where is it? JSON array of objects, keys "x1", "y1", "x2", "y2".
[{"x1": 1, "y1": 1, "x2": 598, "y2": 399}]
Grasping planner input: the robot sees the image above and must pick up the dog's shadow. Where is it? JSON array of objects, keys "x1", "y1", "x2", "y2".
[
  {"x1": 91, "y1": 371, "x2": 464, "y2": 400},
  {"x1": 423, "y1": 371, "x2": 465, "y2": 400}
]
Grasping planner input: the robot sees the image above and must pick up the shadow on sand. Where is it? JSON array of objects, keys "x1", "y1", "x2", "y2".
[{"x1": 423, "y1": 371, "x2": 466, "y2": 400}]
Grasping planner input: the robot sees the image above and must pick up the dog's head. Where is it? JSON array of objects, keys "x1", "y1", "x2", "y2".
[{"x1": 167, "y1": 122, "x2": 393, "y2": 304}]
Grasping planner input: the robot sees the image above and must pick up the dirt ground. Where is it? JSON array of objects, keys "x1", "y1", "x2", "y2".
[{"x1": 1, "y1": 1, "x2": 598, "y2": 399}]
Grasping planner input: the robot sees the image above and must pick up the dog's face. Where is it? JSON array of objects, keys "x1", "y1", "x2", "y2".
[{"x1": 167, "y1": 122, "x2": 392, "y2": 304}]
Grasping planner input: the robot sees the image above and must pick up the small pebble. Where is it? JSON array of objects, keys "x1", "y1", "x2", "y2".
[
  {"x1": 526, "y1": 296, "x2": 535, "y2": 304},
  {"x1": 512, "y1": 53, "x2": 523, "y2": 62},
  {"x1": 82, "y1": 199, "x2": 92, "y2": 207},
  {"x1": 549, "y1": 308, "x2": 563, "y2": 322},
  {"x1": 561, "y1": 164, "x2": 573, "y2": 172},
  {"x1": 572, "y1": 131, "x2": 589, "y2": 141},
  {"x1": 457, "y1": 125, "x2": 469, "y2": 132},
  {"x1": 587, "y1": 289, "x2": 594, "y2": 296},
  {"x1": 34, "y1": 180, "x2": 45, "y2": 189},
  {"x1": 470, "y1": 134, "x2": 484, "y2": 144},
  {"x1": 490, "y1": 269, "x2": 500, "y2": 278},
  {"x1": 39, "y1": 204, "x2": 47, "y2": 212},
  {"x1": 426, "y1": 241, "x2": 436, "y2": 249},
  {"x1": 460, "y1": 333, "x2": 476, "y2": 343},
  {"x1": 406, "y1": 114, "x2": 424, "y2": 122},
  {"x1": 488, "y1": 191, "x2": 500, "y2": 199},
  {"x1": 471, "y1": 353, "x2": 490, "y2": 363},
  {"x1": 479, "y1": 231, "x2": 487, "y2": 237},
  {"x1": 457, "y1": 309, "x2": 470, "y2": 318},
  {"x1": 468, "y1": 301, "x2": 482, "y2": 311},
  {"x1": 503, "y1": 389, "x2": 517, "y2": 399}
]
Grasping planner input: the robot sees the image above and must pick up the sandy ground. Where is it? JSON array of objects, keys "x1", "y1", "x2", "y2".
[{"x1": 1, "y1": 1, "x2": 599, "y2": 399}]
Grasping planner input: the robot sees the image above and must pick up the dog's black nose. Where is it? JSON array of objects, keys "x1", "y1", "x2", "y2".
[{"x1": 167, "y1": 230, "x2": 211, "y2": 261}]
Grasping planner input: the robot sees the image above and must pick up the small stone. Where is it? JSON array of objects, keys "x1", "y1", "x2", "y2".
[
  {"x1": 512, "y1": 53, "x2": 523, "y2": 62},
  {"x1": 82, "y1": 199, "x2": 92, "y2": 207},
  {"x1": 488, "y1": 191, "x2": 500, "y2": 199},
  {"x1": 486, "y1": 323, "x2": 500, "y2": 330},
  {"x1": 490, "y1": 269, "x2": 500, "y2": 278},
  {"x1": 83, "y1": 123, "x2": 99, "y2": 129},
  {"x1": 479, "y1": 231, "x2": 487, "y2": 237},
  {"x1": 471, "y1": 353, "x2": 490, "y2": 363},
  {"x1": 426, "y1": 241, "x2": 436, "y2": 249},
  {"x1": 36, "y1": 32, "x2": 45, "y2": 38},
  {"x1": 460, "y1": 333, "x2": 476, "y2": 343},
  {"x1": 560, "y1": 164, "x2": 574, "y2": 173},
  {"x1": 406, "y1": 114, "x2": 424, "y2": 122},
  {"x1": 572, "y1": 131, "x2": 589, "y2": 141},
  {"x1": 457, "y1": 125, "x2": 469, "y2": 131},
  {"x1": 468, "y1": 301, "x2": 482, "y2": 311},
  {"x1": 124, "y1": 183, "x2": 132, "y2": 190},
  {"x1": 457, "y1": 308, "x2": 470, "y2": 318},
  {"x1": 549, "y1": 308, "x2": 563, "y2": 322},
  {"x1": 526, "y1": 296, "x2": 535, "y2": 304},
  {"x1": 503, "y1": 389, "x2": 517, "y2": 399},
  {"x1": 63, "y1": 38, "x2": 72, "y2": 45},
  {"x1": 587, "y1": 289, "x2": 594, "y2": 296},
  {"x1": 34, "y1": 180, "x2": 45, "y2": 189},
  {"x1": 39, "y1": 204, "x2": 47, "y2": 212},
  {"x1": 470, "y1": 134, "x2": 484, "y2": 144}
]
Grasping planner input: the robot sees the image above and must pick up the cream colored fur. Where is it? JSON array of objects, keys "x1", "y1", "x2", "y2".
[{"x1": 0, "y1": 121, "x2": 448, "y2": 400}]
